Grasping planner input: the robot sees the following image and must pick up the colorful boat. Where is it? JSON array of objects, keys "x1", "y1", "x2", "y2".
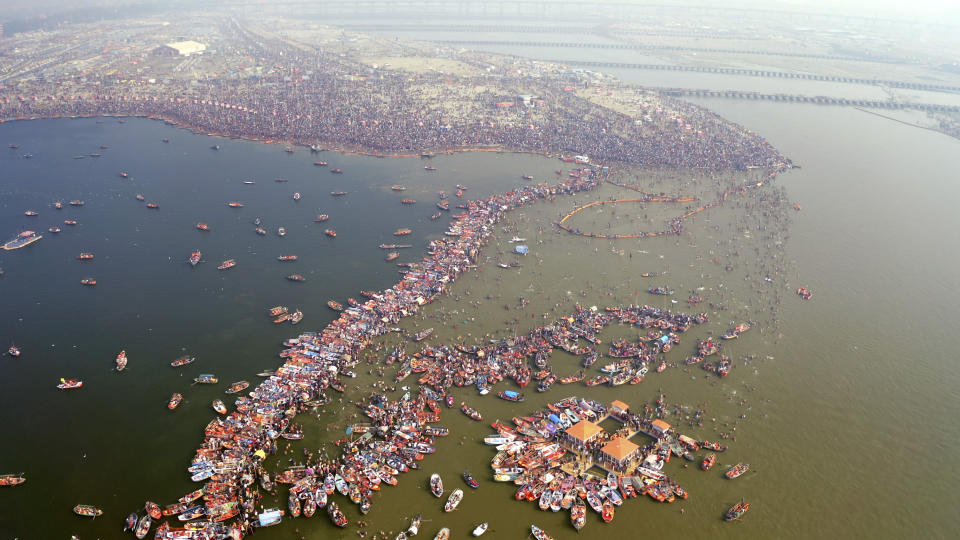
[
  {"x1": 460, "y1": 403, "x2": 483, "y2": 421},
  {"x1": 136, "y1": 194, "x2": 145, "y2": 201},
  {"x1": 325, "y1": 229, "x2": 337, "y2": 237},
  {"x1": 531, "y1": 525, "x2": 553, "y2": 540},
  {"x1": 194, "y1": 373, "x2": 218, "y2": 384},
  {"x1": 73, "y1": 504, "x2": 103, "y2": 517},
  {"x1": 725, "y1": 463, "x2": 749, "y2": 479},
  {"x1": 189, "y1": 250, "x2": 202, "y2": 267},
  {"x1": 725, "y1": 499, "x2": 750, "y2": 521},
  {"x1": 391, "y1": 185, "x2": 407, "y2": 191},
  {"x1": 80, "y1": 278, "x2": 96, "y2": 286},
  {"x1": 430, "y1": 474, "x2": 444, "y2": 497},
  {"x1": 401, "y1": 199, "x2": 416, "y2": 205},
  {"x1": 571, "y1": 500, "x2": 586, "y2": 531},
  {"x1": 57, "y1": 378, "x2": 83, "y2": 389},
  {"x1": 7, "y1": 346, "x2": 21, "y2": 357},
  {"x1": 227, "y1": 202, "x2": 244, "y2": 208},
  {"x1": 268, "y1": 306, "x2": 289, "y2": 317},
  {"x1": 171, "y1": 355, "x2": 196, "y2": 367},
  {"x1": 115, "y1": 350, "x2": 127, "y2": 371},
  {"x1": 24, "y1": 210, "x2": 38, "y2": 216},
  {"x1": 286, "y1": 274, "x2": 305, "y2": 282},
  {"x1": 314, "y1": 214, "x2": 330, "y2": 222},
  {"x1": 330, "y1": 169, "x2": 343, "y2": 174},
  {"x1": 145, "y1": 501, "x2": 162, "y2": 520},
  {"x1": 290, "y1": 310, "x2": 303, "y2": 324},
  {"x1": 1, "y1": 230, "x2": 42, "y2": 250},
  {"x1": 385, "y1": 252, "x2": 400, "y2": 262},
  {"x1": 196, "y1": 223, "x2": 210, "y2": 231},
  {"x1": 225, "y1": 381, "x2": 250, "y2": 394},
  {"x1": 77, "y1": 252, "x2": 94, "y2": 260},
  {"x1": 327, "y1": 300, "x2": 343, "y2": 311},
  {"x1": 168, "y1": 393, "x2": 183, "y2": 410},
  {"x1": 413, "y1": 328, "x2": 434, "y2": 341},
  {"x1": 278, "y1": 255, "x2": 298, "y2": 261},
  {"x1": 145, "y1": 203, "x2": 159, "y2": 209},
  {"x1": 701, "y1": 453, "x2": 716, "y2": 470},
  {"x1": 217, "y1": 259, "x2": 236, "y2": 270},
  {"x1": 443, "y1": 488, "x2": 463, "y2": 512},
  {"x1": 394, "y1": 228, "x2": 412, "y2": 236},
  {"x1": 314, "y1": 161, "x2": 328, "y2": 166},
  {"x1": 212, "y1": 400, "x2": 227, "y2": 414},
  {"x1": 0, "y1": 474, "x2": 26, "y2": 487},
  {"x1": 462, "y1": 469, "x2": 479, "y2": 488}
]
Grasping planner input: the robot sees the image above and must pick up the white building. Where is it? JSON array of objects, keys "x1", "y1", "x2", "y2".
[{"x1": 155, "y1": 40, "x2": 207, "y2": 57}]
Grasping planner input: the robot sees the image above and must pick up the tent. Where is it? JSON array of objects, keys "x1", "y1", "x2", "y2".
[{"x1": 514, "y1": 244, "x2": 529, "y2": 255}]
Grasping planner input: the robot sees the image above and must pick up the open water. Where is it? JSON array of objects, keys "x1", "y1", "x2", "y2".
[{"x1": 1, "y1": 43, "x2": 959, "y2": 540}]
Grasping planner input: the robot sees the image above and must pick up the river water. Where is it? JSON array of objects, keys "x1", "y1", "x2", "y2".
[{"x1": 1, "y1": 36, "x2": 959, "y2": 540}]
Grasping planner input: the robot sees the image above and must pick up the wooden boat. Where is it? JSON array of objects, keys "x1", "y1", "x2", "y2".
[
  {"x1": 497, "y1": 390, "x2": 524, "y2": 402},
  {"x1": 80, "y1": 278, "x2": 96, "y2": 286},
  {"x1": 124, "y1": 512, "x2": 137, "y2": 531},
  {"x1": 286, "y1": 274, "x2": 305, "y2": 282},
  {"x1": 401, "y1": 199, "x2": 416, "y2": 205},
  {"x1": 462, "y1": 469, "x2": 479, "y2": 488},
  {"x1": 330, "y1": 169, "x2": 343, "y2": 174},
  {"x1": 145, "y1": 203, "x2": 159, "y2": 209},
  {"x1": 171, "y1": 356, "x2": 196, "y2": 367},
  {"x1": 444, "y1": 488, "x2": 463, "y2": 512},
  {"x1": 325, "y1": 229, "x2": 337, "y2": 237},
  {"x1": 57, "y1": 378, "x2": 83, "y2": 389},
  {"x1": 327, "y1": 501, "x2": 348, "y2": 527},
  {"x1": 394, "y1": 228, "x2": 412, "y2": 236},
  {"x1": 472, "y1": 522, "x2": 488, "y2": 536},
  {"x1": 225, "y1": 381, "x2": 250, "y2": 394},
  {"x1": 328, "y1": 300, "x2": 343, "y2": 311},
  {"x1": 134, "y1": 514, "x2": 151, "y2": 538},
  {"x1": 77, "y1": 252, "x2": 94, "y2": 260},
  {"x1": 413, "y1": 328, "x2": 433, "y2": 341},
  {"x1": 255, "y1": 227, "x2": 267, "y2": 235},
  {"x1": 194, "y1": 373, "x2": 218, "y2": 384},
  {"x1": 430, "y1": 212, "x2": 442, "y2": 220},
  {"x1": 430, "y1": 473, "x2": 444, "y2": 497},
  {"x1": 571, "y1": 500, "x2": 586, "y2": 531},
  {"x1": 212, "y1": 400, "x2": 227, "y2": 414},
  {"x1": 8, "y1": 346, "x2": 21, "y2": 357},
  {"x1": 314, "y1": 161, "x2": 328, "y2": 166},
  {"x1": 196, "y1": 223, "x2": 210, "y2": 231},
  {"x1": 701, "y1": 453, "x2": 716, "y2": 470},
  {"x1": 189, "y1": 250, "x2": 202, "y2": 267},
  {"x1": 73, "y1": 504, "x2": 103, "y2": 517},
  {"x1": 69, "y1": 200, "x2": 85, "y2": 207},
  {"x1": 285, "y1": 147, "x2": 295, "y2": 153},
  {"x1": 277, "y1": 227, "x2": 287, "y2": 237},
  {"x1": 436, "y1": 200, "x2": 450, "y2": 211},
  {"x1": 314, "y1": 214, "x2": 330, "y2": 222},
  {"x1": 725, "y1": 463, "x2": 749, "y2": 479},
  {"x1": 48, "y1": 227, "x2": 61, "y2": 233},
  {"x1": 115, "y1": 350, "x2": 127, "y2": 371},
  {"x1": 434, "y1": 528, "x2": 450, "y2": 540},
  {"x1": 725, "y1": 498, "x2": 750, "y2": 521},
  {"x1": 0, "y1": 474, "x2": 25, "y2": 487},
  {"x1": 64, "y1": 220, "x2": 79, "y2": 225},
  {"x1": 135, "y1": 194, "x2": 145, "y2": 201},
  {"x1": 168, "y1": 393, "x2": 183, "y2": 410},
  {"x1": 217, "y1": 259, "x2": 236, "y2": 270},
  {"x1": 145, "y1": 501, "x2": 162, "y2": 519},
  {"x1": 531, "y1": 525, "x2": 553, "y2": 540},
  {"x1": 460, "y1": 403, "x2": 482, "y2": 422},
  {"x1": 385, "y1": 252, "x2": 400, "y2": 262},
  {"x1": 278, "y1": 255, "x2": 298, "y2": 261},
  {"x1": 23, "y1": 210, "x2": 39, "y2": 217},
  {"x1": 797, "y1": 287, "x2": 812, "y2": 300},
  {"x1": 601, "y1": 500, "x2": 615, "y2": 523},
  {"x1": 227, "y1": 202, "x2": 244, "y2": 208}
]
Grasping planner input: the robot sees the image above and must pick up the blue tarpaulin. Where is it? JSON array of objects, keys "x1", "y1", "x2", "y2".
[
  {"x1": 659, "y1": 335, "x2": 670, "y2": 344},
  {"x1": 515, "y1": 245, "x2": 529, "y2": 255}
]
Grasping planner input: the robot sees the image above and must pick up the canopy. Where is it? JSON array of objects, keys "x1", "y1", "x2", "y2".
[{"x1": 514, "y1": 245, "x2": 529, "y2": 254}]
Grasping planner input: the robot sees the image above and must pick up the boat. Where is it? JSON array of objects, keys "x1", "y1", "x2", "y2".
[
  {"x1": 212, "y1": 400, "x2": 227, "y2": 414},
  {"x1": 7, "y1": 346, "x2": 20, "y2": 357},
  {"x1": 57, "y1": 378, "x2": 83, "y2": 389},
  {"x1": 133, "y1": 514, "x2": 151, "y2": 538},
  {"x1": 1, "y1": 230, "x2": 42, "y2": 250},
  {"x1": 278, "y1": 255, "x2": 298, "y2": 261},
  {"x1": 269, "y1": 306, "x2": 288, "y2": 317},
  {"x1": 73, "y1": 504, "x2": 102, "y2": 517},
  {"x1": 601, "y1": 500, "x2": 615, "y2": 523},
  {"x1": 325, "y1": 229, "x2": 337, "y2": 238},
  {"x1": 380, "y1": 244, "x2": 413, "y2": 249},
  {"x1": 571, "y1": 500, "x2": 586, "y2": 531},
  {"x1": 194, "y1": 373, "x2": 218, "y2": 384},
  {"x1": 401, "y1": 199, "x2": 416, "y2": 205},
  {"x1": 797, "y1": 287, "x2": 813, "y2": 300},
  {"x1": 145, "y1": 203, "x2": 159, "y2": 209},
  {"x1": 168, "y1": 393, "x2": 183, "y2": 410},
  {"x1": 48, "y1": 227, "x2": 61, "y2": 233},
  {"x1": 255, "y1": 227, "x2": 267, "y2": 235},
  {"x1": 285, "y1": 147, "x2": 295, "y2": 153},
  {"x1": 77, "y1": 252, "x2": 94, "y2": 260},
  {"x1": 171, "y1": 355, "x2": 196, "y2": 367},
  {"x1": 460, "y1": 403, "x2": 483, "y2": 421},
  {"x1": 275, "y1": 177, "x2": 288, "y2": 182},
  {"x1": 211, "y1": 145, "x2": 220, "y2": 150},
  {"x1": 287, "y1": 274, "x2": 305, "y2": 282},
  {"x1": 394, "y1": 228, "x2": 412, "y2": 236},
  {"x1": 648, "y1": 287, "x2": 674, "y2": 295},
  {"x1": 69, "y1": 200, "x2": 86, "y2": 207},
  {"x1": 227, "y1": 202, "x2": 244, "y2": 208},
  {"x1": 391, "y1": 185, "x2": 407, "y2": 191},
  {"x1": 330, "y1": 169, "x2": 343, "y2": 174},
  {"x1": 509, "y1": 236, "x2": 526, "y2": 243},
  {"x1": 225, "y1": 381, "x2": 250, "y2": 394},
  {"x1": 314, "y1": 214, "x2": 330, "y2": 222},
  {"x1": 386, "y1": 252, "x2": 400, "y2": 262},
  {"x1": 328, "y1": 300, "x2": 343, "y2": 311},
  {"x1": 472, "y1": 522, "x2": 488, "y2": 536},
  {"x1": 407, "y1": 513, "x2": 422, "y2": 535},
  {"x1": 462, "y1": 469, "x2": 479, "y2": 488},
  {"x1": 80, "y1": 278, "x2": 96, "y2": 286},
  {"x1": 217, "y1": 259, "x2": 237, "y2": 270},
  {"x1": 424, "y1": 165, "x2": 436, "y2": 171},
  {"x1": 243, "y1": 180, "x2": 256, "y2": 184},
  {"x1": 115, "y1": 350, "x2": 127, "y2": 371},
  {"x1": 331, "y1": 191, "x2": 348, "y2": 196},
  {"x1": 135, "y1": 194, "x2": 145, "y2": 201},
  {"x1": 702, "y1": 453, "x2": 717, "y2": 470},
  {"x1": 430, "y1": 212, "x2": 442, "y2": 220},
  {"x1": 497, "y1": 390, "x2": 524, "y2": 402},
  {"x1": 531, "y1": 525, "x2": 553, "y2": 540},
  {"x1": 725, "y1": 498, "x2": 750, "y2": 521},
  {"x1": 314, "y1": 161, "x2": 328, "y2": 166},
  {"x1": 189, "y1": 250, "x2": 202, "y2": 266},
  {"x1": 413, "y1": 328, "x2": 433, "y2": 341},
  {"x1": 124, "y1": 512, "x2": 137, "y2": 531},
  {"x1": 434, "y1": 528, "x2": 450, "y2": 540},
  {"x1": 726, "y1": 463, "x2": 749, "y2": 479},
  {"x1": 430, "y1": 474, "x2": 444, "y2": 497},
  {"x1": 0, "y1": 474, "x2": 25, "y2": 487},
  {"x1": 444, "y1": 488, "x2": 463, "y2": 511},
  {"x1": 64, "y1": 220, "x2": 79, "y2": 225},
  {"x1": 327, "y1": 501, "x2": 348, "y2": 527},
  {"x1": 278, "y1": 227, "x2": 286, "y2": 236},
  {"x1": 436, "y1": 201, "x2": 450, "y2": 211}
]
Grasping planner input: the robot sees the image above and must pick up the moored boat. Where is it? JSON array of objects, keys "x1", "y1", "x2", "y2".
[
  {"x1": 212, "y1": 400, "x2": 227, "y2": 414},
  {"x1": 571, "y1": 500, "x2": 586, "y2": 531},
  {"x1": 2, "y1": 230, "x2": 42, "y2": 250},
  {"x1": 328, "y1": 300, "x2": 344, "y2": 311},
  {"x1": 401, "y1": 199, "x2": 416, "y2": 205},
  {"x1": 290, "y1": 310, "x2": 304, "y2": 324},
  {"x1": 225, "y1": 381, "x2": 250, "y2": 394},
  {"x1": 386, "y1": 252, "x2": 400, "y2": 262},
  {"x1": 434, "y1": 528, "x2": 450, "y2": 540}
]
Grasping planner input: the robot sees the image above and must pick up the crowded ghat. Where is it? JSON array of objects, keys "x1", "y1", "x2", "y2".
[{"x1": 122, "y1": 173, "x2": 604, "y2": 539}]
